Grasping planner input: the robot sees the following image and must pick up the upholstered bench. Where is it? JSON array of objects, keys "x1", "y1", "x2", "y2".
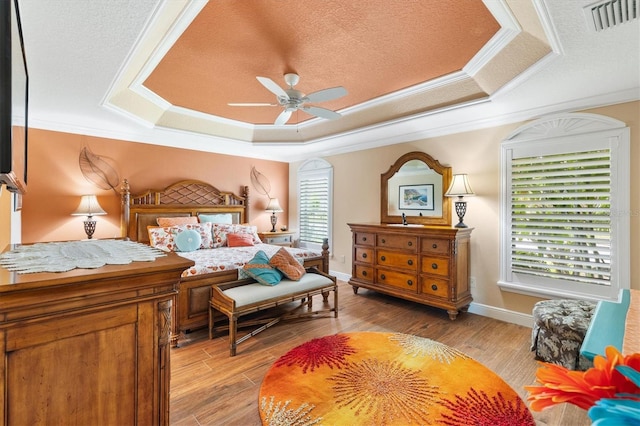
[
  {"x1": 531, "y1": 299, "x2": 596, "y2": 370},
  {"x1": 209, "y1": 268, "x2": 338, "y2": 356}
]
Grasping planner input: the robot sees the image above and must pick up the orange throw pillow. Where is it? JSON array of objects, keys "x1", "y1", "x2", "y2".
[
  {"x1": 157, "y1": 216, "x2": 198, "y2": 227},
  {"x1": 269, "y1": 247, "x2": 306, "y2": 280},
  {"x1": 227, "y1": 232, "x2": 255, "y2": 247}
]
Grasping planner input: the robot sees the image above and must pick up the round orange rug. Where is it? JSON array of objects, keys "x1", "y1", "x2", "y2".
[{"x1": 259, "y1": 332, "x2": 534, "y2": 425}]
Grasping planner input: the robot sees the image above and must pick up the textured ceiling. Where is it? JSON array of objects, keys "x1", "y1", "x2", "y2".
[
  {"x1": 105, "y1": 0, "x2": 553, "y2": 144},
  {"x1": 144, "y1": 1, "x2": 500, "y2": 125}
]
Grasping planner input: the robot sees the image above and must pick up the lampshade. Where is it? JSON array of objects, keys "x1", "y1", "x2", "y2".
[
  {"x1": 71, "y1": 195, "x2": 107, "y2": 216},
  {"x1": 265, "y1": 198, "x2": 283, "y2": 212},
  {"x1": 445, "y1": 174, "x2": 475, "y2": 197}
]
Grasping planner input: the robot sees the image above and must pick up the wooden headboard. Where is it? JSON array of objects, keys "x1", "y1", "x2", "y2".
[{"x1": 121, "y1": 179, "x2": 250, "y2": 244}]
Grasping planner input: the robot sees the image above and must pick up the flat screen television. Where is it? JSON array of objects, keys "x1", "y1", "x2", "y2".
[{"x1": 0, "y1": 0, "x2": 28, "y2": 194}]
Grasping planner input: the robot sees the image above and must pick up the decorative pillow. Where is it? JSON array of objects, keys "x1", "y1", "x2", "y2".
[
  {"x1": 212, "y1": 223, "x2": 261, "y2": 248},
  {"x1": 148, "y1": 222, "x2": 213, "y2": 252},
  {"x1": 269, "y1": 247, "x2": 306, "y2": 280},
  {"x1": 226, "y1": 232, "x2": 255, "y2": 247},
  {"x1": 173, "y1": 222, "x2": 213, "y2": 249},
  {"x1": 242, "y1": 250, "x2": 283, "y2": 286},
  {"x1": 157, "y1": 216, "x2": 198, "y2": 227},
  {"x1": 175, "y1": 229, "x2": 202, "y2": 252},
  {"x1": 235, "y1": 224, "x2": 262, "y2": 243},
  {"x1": 198, "y1": 213, "x2": 233, "y2": 224},
  {"x1": 211, "y1": 223, "x2": 235, "y2": 248},
  {"x1": 147, "y1": 226, "x2": 175, "y2": 252}
]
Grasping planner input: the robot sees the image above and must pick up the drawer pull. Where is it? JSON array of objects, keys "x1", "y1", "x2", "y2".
[
  {"x1": 362, "y1": 237, "x2": 367, "y2": 242},
  {"x1": 380, "y1": 274, "x2": 386, "y2": 280},
  {"x1": 407, "y1": 259, "x2": 413, "y2": 266},
  {"x1": 432, "y1": 243, "x2": 437, "y2": 249},
  {"x1": 408, "y1": 241, "x2": 413, "y2": 247},
  {"x1": 381, "y1": 255, "x2": 386, "y2": 261},
  {"x1": 362, "y1": 253, "x2": 367, "y2": 259},
  {"x1": 431, "y1": 284, "x2": 438, "y2": 291},
  {"x1": 432, "y1": 263, "x2": 438, "y2": 270},
  {"x1": 407, "y1": 280, "x2": 413, "y2": 286},
  {"x1": 362, "y1": 271, "x2": 367, "y2": 277},
  {"x1": 381, "y1": 238, "x2": 386, "y2": 244}
]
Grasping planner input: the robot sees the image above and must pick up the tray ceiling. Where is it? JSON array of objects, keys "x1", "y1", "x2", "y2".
[{"x1": 104, "y1": 0, "x2": 550, "y2": 144}]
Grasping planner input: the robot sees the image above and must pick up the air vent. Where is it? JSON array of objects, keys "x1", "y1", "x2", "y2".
[{"x1": 585, "y1": 0, "x2": 638, "y2": 31}]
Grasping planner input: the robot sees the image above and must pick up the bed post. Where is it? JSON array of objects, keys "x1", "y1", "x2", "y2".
[
  {"x1": 242, "y1": 185, "x2": 250, "y2": 223},
  {"x1": 322, "y1": 238, "x2": 330, "y2": 273},
  {"x1": 121, "y1": 179, "x2": 130, "y2": 240}
]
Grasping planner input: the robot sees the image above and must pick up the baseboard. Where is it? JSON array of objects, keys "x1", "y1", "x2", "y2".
[
  {"x1": 332, "y1": 270, "x2": 534, "y2": 328},
  {"x1": 467, "y1": 302, "x2": 533, "y2": 328},
  {"x1": 330, "y1": 270, "x2": 351, "y2": 282}
]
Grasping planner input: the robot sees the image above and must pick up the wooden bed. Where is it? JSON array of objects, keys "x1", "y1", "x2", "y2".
[{"x1": 120, "y1": 179, "x2": 329, "y2": 345}]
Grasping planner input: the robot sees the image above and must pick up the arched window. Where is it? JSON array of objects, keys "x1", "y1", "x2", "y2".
[
  {"x1": 297, "y1": 158, "x2": 333, "y2": 251},
  {"x1": 499, "y1": 113, "x2": 630, "y2": 301}
]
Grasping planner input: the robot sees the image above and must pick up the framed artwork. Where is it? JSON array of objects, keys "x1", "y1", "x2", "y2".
[{"x1": 399, "y1": 184, "x2": 434, "y2": 210}]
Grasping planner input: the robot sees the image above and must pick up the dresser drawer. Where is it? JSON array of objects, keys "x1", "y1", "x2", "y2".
[
  {"x1": 421, "y1": 257, "x2": 449, "y2": 277},
  {"x1": 377, "y1": 269, "x2": 417, "y2": 292},
  {"x1": 376, "y1": 250, "x2": 418, "y2": 271},
  {"x1": 377, "y1": 234, "x2": 418, "y2": 251},
  {"x1": 355, "y1": 232, "x2": 375, "y2": 246},
  {"x1": 354, "y1": 265, "x2": 374, "y2": 282},
  {"x1": 421, "y1": 277, "x2": 449, "y2": 298},
  {"x1": 263, "y1": 234, "x2": 292, "y2": 245},
  {"x1": 355, "y1": 247, "x2": 374, "y2": 264},
  {"x1": 421, "y1": 238, "x2": 450, "y2": 255}
]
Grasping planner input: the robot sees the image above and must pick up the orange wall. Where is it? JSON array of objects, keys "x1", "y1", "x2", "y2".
[{"x1": 21, "y1": 129, "x2": 289, "y2": 243}]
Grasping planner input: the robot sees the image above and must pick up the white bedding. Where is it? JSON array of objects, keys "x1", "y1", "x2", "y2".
[{"x1": 175, "y1": 243, "x2": 321, "y2": 278}]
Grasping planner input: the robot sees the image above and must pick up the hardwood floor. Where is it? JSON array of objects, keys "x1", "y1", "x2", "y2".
[{"x1": 170, "y1": 280, "x2": 590, "y2": 425}]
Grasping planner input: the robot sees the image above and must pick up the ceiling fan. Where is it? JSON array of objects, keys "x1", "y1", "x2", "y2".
[{"x1": 228, "y1": 73, "x2": 348, "y2": 125}]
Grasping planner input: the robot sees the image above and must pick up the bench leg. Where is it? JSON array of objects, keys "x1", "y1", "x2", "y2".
[
  {"x1": 230, "y1": 315, "x2": 238, "y2": 357},
  {"x1": 209, "y1": 304, "x2": 214, "y2": 340}
]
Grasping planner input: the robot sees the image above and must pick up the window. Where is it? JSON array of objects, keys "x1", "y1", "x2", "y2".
[
  {"x1": 297, "y1": 158, "x2": 333, "y2": 251},
  {"x1": 499, "y1": 113, "x2": 630, "y2": 301}
]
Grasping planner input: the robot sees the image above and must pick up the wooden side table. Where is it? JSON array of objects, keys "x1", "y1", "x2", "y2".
[{"x1": 258, "y1": 230, "x2": 296, "y2": 247}]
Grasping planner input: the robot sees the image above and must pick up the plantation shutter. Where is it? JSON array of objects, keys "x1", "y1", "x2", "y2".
[
  {"x1": 509, "y1": 149, "x2": 612, "y2": 286},
  {"x1": 299, "y1": 175, "x2": 329, "y2": 244}
]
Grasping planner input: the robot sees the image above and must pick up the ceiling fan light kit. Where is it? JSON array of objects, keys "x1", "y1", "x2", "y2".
[{"x1": 229, "y1": 73, "x2": 347, "y2": 125}]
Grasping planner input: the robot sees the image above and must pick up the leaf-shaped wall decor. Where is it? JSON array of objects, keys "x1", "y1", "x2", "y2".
[
  {"x1": 250, "y1": 166, "x2": 271, "y2": 198},
  {"x1": 79, "y1": 147, "x2": 121, "y2": 193}
]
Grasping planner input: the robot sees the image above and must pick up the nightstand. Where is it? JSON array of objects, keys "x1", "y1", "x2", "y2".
[{"x1": 258, "y1": 230, "x2": 296, "y2": 247}]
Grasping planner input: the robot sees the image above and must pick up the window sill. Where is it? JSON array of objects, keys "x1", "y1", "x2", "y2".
[{"x1": 497, "y1": 280, "x2": 620, "y2": 302}]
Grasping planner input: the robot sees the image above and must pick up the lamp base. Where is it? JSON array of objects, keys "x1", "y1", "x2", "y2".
[
  {"x1": 454, "y1": 200, "x2": 468, "y2": 228},
  {"x1": 270, "y1": 212, "x2": 277, "y2": 233},
  {"x1": 83, "y1": 219, "x2": 97, "y2": 239}
]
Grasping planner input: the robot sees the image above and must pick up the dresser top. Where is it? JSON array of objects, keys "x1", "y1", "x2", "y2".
[{"x1": 348, "y1": 222, "x2": 473, "y2": 236}]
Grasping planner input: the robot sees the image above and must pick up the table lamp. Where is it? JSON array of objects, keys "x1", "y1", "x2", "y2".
[
  {"x1": 71, "y1": 194, "x2": 107, "y2": 239},
  {"x1": 445, "y1": 174, "x2": 475, "y2": 228},
  {"x1": 265, "y1": 198, "x2": 283, "y2": 232}
]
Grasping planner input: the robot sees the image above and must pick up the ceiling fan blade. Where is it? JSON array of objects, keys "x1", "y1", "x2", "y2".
[
  {"x1": 274, "y1": 109, "x2": 293, "y2": 125},
  {"x1": 256, "y1": 76, "x2": 289, "y2": 99},
  {"x1": 228, "y1": 102, "x2": 277, "y2": 107},
  {"x1": 302, "y1": 106, "x2": 342, "y2": 120},
  {"x1": 304, "y1": 86, "x2": 348, "y2": 103}
]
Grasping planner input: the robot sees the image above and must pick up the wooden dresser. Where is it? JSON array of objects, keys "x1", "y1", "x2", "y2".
[
  {"x1": 0, "y1": 249, "x2": 193, "y2": 426},
  {"x1": 348, "y1": 223, "x2": 472, "y2": 320}
]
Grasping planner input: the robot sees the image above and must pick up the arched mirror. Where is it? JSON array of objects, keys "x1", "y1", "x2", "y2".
[{"x1": 381, "y1": 151, "x2": 452, "y2": 226}]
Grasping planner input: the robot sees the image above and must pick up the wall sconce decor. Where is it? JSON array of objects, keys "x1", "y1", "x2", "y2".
[
  {"x1": 445, "y1": 174, "x2": 475, "y2": 228},
  {"x1": 265, "y1": 198, "x2": 283, "y2": 232},
  {"x1": 71, "y1": 195, "x2": 107, "y2": 239}
]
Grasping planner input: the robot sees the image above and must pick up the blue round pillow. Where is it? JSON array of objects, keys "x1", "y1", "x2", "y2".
[{"x1": 175, "y1": 229, "x2": 202, "y2": 252}]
